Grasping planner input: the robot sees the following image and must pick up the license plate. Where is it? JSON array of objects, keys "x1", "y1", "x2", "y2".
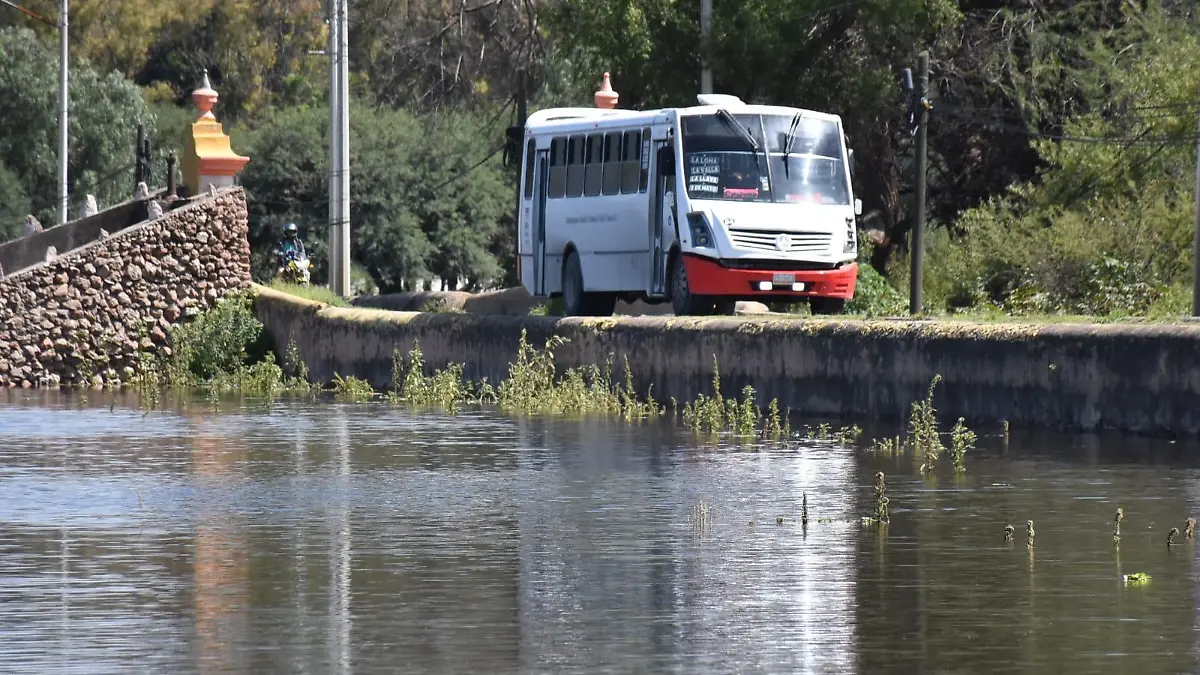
[{"x1": 772, "y1": 273, "x2": 795, "y2": 284}]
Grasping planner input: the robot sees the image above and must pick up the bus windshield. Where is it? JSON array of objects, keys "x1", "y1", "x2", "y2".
[{"x1": 680, "y1": 112, "x2": 850, "y2": 205}]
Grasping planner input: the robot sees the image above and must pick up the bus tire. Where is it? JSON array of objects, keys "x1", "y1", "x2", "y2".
[
  {"x1": 562, "y1": 251, "x2": 615, "y2": 316},
  {"x1": 669, "y1": 256, "x2": 715, "y2": 316},
  {"x1": 562, "y1": 250, "x2": 587, "y2": 316},
  {"x1": 809, "y1": 297, "x2": 846, "y2": 315}
]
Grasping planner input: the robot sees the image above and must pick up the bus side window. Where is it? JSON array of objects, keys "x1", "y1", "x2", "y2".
[
  {"x1": 548, "y1": 137, "x2": 566, "y2": 198},
  {"x1": 583, "y1": 134, "x2": 603, "y2": 197},
  {"x1": 523, "y1": 139, "x2": 536, "y2": 201},
  {"x1": 602, "y1": 132, "x2": 622, "y2": 196},
  {"x1": 639, "y1": 126, "x2": 651, "y2": 193},
  {"x1": 621, "y1": 130, "x2": 640, "y2": 194},
  {"x1": 566, "y1": 135, "x2": 584, "y2": 198}
]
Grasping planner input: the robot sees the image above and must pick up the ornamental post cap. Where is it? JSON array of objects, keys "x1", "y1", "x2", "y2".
[
  {"x1": 192, "y1": 68, "x2": 219, "y2": 120},
  {"x1": 595, "y1": 72, "x2": 619, "y2": 109}
]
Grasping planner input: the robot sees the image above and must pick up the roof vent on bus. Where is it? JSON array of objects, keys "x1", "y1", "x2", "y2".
[
  {"x1": 595, "y1": 72, "x2": 619, "y2": 109},
  {"x1": 697, "y1": 94, "x2": 744, "y2": 107}
]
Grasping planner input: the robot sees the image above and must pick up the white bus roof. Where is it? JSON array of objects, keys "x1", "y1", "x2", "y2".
[{"x1": 525, "y1": 95, "x2": 841, "y2": 135}]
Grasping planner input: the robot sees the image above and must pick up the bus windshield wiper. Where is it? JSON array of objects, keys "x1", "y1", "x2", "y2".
[
  {"x1": 715, "y1": 109, "x2": 759, "y2": 152},
  {"x1": 782, "y1": 112, "x2": 804, "y2": 178},
  {"x1": 714, "y1": 109, "x2": 765, "y2": 190}
]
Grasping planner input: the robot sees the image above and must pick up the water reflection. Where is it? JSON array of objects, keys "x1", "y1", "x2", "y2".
[{"x1": 1, "y1": 390, "x2": 1200, "y2": 674}]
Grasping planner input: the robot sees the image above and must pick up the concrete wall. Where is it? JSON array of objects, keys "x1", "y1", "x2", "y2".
[
  {"x1": 255, "y1": 286, "x2": 1200, "y2": 436},
  {"x1": 0, "y1": 188, "x2": 251, "y2": 388}
]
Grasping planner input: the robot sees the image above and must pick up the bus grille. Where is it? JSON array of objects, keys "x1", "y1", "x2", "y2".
[
  {"x1": 727, "y1": 229, "x2": 831, "y2": 253},
  {"x1": 719, "y1": 259, "x2": 841, "y2": 271}
]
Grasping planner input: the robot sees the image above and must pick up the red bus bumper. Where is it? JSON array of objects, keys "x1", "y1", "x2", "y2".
[{"x1": 682, "y1": 254, "x2": 857, "y2": 299}]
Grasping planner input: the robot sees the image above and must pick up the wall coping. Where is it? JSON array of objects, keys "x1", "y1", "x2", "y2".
[
  {"x1": 1, "y1": 187, "x2": 245, "y2": 284},
  {"x1": 252, "y1": 283, "x2": 1200, "y2": 341}
]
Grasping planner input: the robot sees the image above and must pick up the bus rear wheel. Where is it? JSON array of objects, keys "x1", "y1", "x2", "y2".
[
  {"x1": 562, "y1": 251, "x2": 615, "y2": 316},
  {"x1": 809, "y1": 297, "x2": 846, "y2": 315},
  {"x1": 669, "y1": 256, "x2": 715, "y2": 316}
]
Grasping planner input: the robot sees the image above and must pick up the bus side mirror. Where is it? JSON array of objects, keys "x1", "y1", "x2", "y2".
[
  {"x1": 657, "y1": 146, "x2": 676, "y2": 176},
  {"x1": 854, "y1": 198, "x2": 863, "y2": 216},
  {"x1": 503, "y1": 125, "x2": 523, "y2": 167}
]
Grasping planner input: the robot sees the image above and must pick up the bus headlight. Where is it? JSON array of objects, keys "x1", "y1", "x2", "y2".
[
  {"x1": 687, "y1": 212, "x2": 716, "y2": 249},
  {"x1": 843, "y1": 219, "x2": 856, "y2": 254}
]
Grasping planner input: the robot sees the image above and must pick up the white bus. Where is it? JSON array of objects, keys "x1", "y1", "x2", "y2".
[{"x1": 509, "y1": 92, "x2": 861, "y2": 316}]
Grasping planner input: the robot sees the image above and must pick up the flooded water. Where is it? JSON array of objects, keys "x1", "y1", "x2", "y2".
[{"x1": 1, "y1": 390, "x2": 1198, "y2": 674}]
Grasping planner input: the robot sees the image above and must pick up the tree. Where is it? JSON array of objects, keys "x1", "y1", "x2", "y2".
[
  {"x1": 136, "y1": 0, "x2": 327, "y2": 122},
  {"x1": 926, "y1": 2, "x2": 1200, "y2": 315},
  {"x1": 0, "y1": 160, "x2": 31, "y2": 243},
  {"x1": 350, "y1": 0, "x2": 550, "y2": 113},
  {"x1": 236, "y1": 100, "x2": 514, "y2": 292},
  {"x1": 0, "y1": 0, "x2": 216, "y2": 79},
  {"x1": 0, "y1": 27, "x2": 153, "y2": 225}
]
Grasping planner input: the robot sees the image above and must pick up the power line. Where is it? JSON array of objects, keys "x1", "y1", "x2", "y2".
[{"x1": 937, "y1": 106, "x2": 1198, "y2": 145}]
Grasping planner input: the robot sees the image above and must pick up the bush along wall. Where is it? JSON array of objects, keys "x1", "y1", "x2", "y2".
[{"x1": 0, "y1": 188, "x2": 252, "y2": 388}]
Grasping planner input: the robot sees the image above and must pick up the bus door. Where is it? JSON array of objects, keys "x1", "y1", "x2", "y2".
[
  {"x1": 532, "y1": 150, "x2": 550, "y2": 296},
  {"x1": 650, "y1": 139, "x2": 674, "y2": 297}
]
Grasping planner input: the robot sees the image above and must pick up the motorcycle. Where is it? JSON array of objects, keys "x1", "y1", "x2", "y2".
[{"x1": 275, "y1": 249, "x2": 312, "y2": 285}]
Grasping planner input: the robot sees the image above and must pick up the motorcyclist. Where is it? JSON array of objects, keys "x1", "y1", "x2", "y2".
[{"x1": 275, "y1": 222, "x2": 307, "y2": 263}]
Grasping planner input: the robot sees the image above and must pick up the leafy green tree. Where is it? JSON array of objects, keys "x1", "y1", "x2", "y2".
[
  {"x1": 0, "y1": 160, "x2": 31, "y2": 242},
  {"x1": 926, "y1": 2, "x2": 1200, "y2": 316},
  {"x1": 236, "y1": 100, "x2": 514, "y2": 292},
  {"x1": 0, "y1": 27, "x2": 153, "y2": 224},
  {"x1": 135, "y1": 0, "x2": 327, "y2": 122}
]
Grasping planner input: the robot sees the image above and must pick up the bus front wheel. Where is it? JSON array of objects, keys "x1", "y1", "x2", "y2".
[{"x1": 670, "y1": 256, "x2": 715, "y2": 316}]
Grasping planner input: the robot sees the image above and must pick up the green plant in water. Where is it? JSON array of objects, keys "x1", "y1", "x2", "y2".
[
  {"x1": 873, "y1": 471, "x2": 890, "y2": 525},
  {"x1": 497, "y1": 330, "x2": 567, "y2": 412},
  {"x1": 617, "y1": 355, "x2": 663, "y2": 420},
  {"x1": 804, "y1": 423, "x2": 863, "y2": 445},
  {"x1": 869, "y1": 435, "x2": 905, "y2": 455},
  {"x1": 389, "y1": 341, "x2": 474, "y2": 413},
  {"x1": 331, "y1": 372, "x2": 375, "y2": 400},
  {"x1": 763, "y1": 399, "x2": 784, "y2": 439},
  {"x1": 690, "y1": 501, "x2": 713, "y2": 533},
  {"x1": 948, "y1": 417, "x2": 975, "y2": 472},
  {"x1": 911, "y1": 375, "x2": 944, "y2": 472},
  {"x1": 1123, "y1": 572, "x2": 1151, "y2": 584},
  {"x1": 736, "y1": 385, "x2": 760, "y2": 437}
]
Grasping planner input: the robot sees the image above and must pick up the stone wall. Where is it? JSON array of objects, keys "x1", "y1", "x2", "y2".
[
  {"x1": 255, "y1": 284, "x2": 1200, "y2": 436},
  {"x1": 0, "y1": 188, "x2": 251, "y2": 388}
]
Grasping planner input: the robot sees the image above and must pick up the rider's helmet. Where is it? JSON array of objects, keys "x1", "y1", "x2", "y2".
[{"x1": 284, "y1": 222, "x2": 298, "y2": 239}]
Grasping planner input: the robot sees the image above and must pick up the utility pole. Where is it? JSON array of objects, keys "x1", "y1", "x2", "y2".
[
  {"x1": 1192, "y1": 90, "x2": 1200, "y2": 317},
  {"x1": 513, "y1": 69, "x2": 527, "y2": 286},
  {"x1": 327, "y1": 0, "x2": 341, "y2": 293},
  {"x1": 136, "y1": 124, "x2": 145, "y2": 187},
  {"x1": 57, "y1": 0, "x2": 68, "y2": 224},
  {"x1": 335, "y1": 0, "x2": 351, "y2": 296},
  {"x1": 699, "y1": 0, "x2": 712, "y2": 94},
  {"x1": 907, "y1": 51, "x2": 930, "y2": 316}
]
